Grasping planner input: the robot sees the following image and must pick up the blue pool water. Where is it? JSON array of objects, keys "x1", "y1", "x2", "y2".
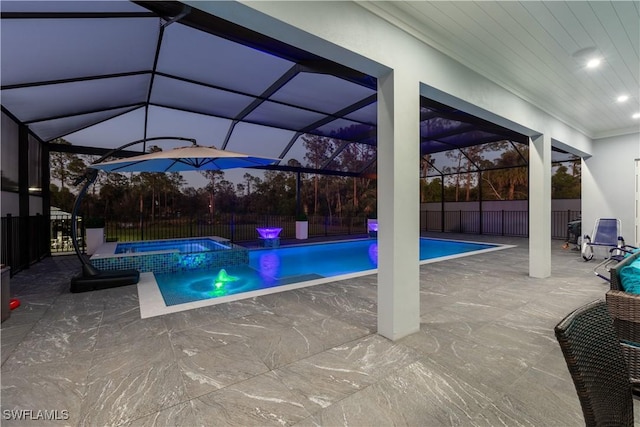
[
  {"x1": 155, "y1": 238, "x2": 496, "y2": 306},
  {"x1": 115, "y1": 238, "x2": 230, "y2": 254}
]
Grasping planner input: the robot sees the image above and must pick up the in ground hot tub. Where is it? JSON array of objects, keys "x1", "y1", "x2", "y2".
[
  {"x1": 115, "y1": 238, "x2": 229, "y2": 254},
  {"x1": 91, "y1": 237, "x2": 248, "y2": 274}
]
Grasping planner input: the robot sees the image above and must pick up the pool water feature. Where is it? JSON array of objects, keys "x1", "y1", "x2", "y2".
[
  {"x1": 256, "y1": 228, "x2": 282, "y2": 239},
  {"x1": 256, "y1": 227, "x2": 282, "y2": 248},
  {"x1": 91, "y1": 237, "x2": 248, "y2": 275},
  {"x1": 150, "y1": 238, "x2": 504, "y2": 310}
]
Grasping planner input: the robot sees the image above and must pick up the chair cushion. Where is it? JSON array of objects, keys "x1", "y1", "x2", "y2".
[
  {"x1": 620, "y1": 262, "x2": 640, "y2": 294},
  {"x1": 626, "y1": 247, "x2": 640, "y2": 257}
]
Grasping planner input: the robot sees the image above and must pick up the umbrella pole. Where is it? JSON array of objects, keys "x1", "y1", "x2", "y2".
[
  {"x1": 71, "y1": 169, "x2": 99, "y2": 274},
  {"x1": 296, "y1": 171, "x2": 301, "y2": 217}
]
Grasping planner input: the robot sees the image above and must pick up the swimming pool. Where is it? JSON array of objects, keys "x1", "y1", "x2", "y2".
[
  {"x1": 248, "y1": 237, "x2": 497, "y2": 278},
  {"x1": 150, "y1": 238, "x2": 501, "y2": 309}
]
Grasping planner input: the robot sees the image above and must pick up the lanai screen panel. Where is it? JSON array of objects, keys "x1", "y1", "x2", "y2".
[
  {"x1": 149, "y1": 75, "x2": 255, "y2": 118},
  {"x1": 360, "y1": 161, "x2": 378, "y2": 179},
  {"x1": 244, "y1": 101, "x2": 327, "y2": 130},
  {"x1": 419, "y1": 99, "x2": 528, "y2": 158},
  {"x1": 459, "y1": 141, "x2": 510, "y2": 165},
  {"x1": 344, "y1": 102, "x2": 377, "y2": 126},
  {"x1": 32, "y1": 107, "x2": 143, "y2": 143},
  {"x1": 438, "y1": 130, "x2": 511, "y2": 149},
  {"x1": 279, "y1": 133, "x2": 339, "y2": 169},
  {"x1": 2, "y1": 75, "x2": 150, "y2": 124},
  {"x1": 329, "y1": 142, "x2": 377, "y2": 173},
  {"x1": 270, "y1": 73, "x2": 376, "y2": 114},
  {"x1": 2, "y1": 0, "x2": 537, "y2": 182},
  {"x1": 422, "y1": 140, "x2": 530, "y2": 178},
  {"x1": 156, "y1": 22, "x2": 295, "y2": 96},
  {"x1": 311, "y1": 119, "x2": 375, "y2": 143},
  {"x1": 225, "y1": 123, "x2": 295, "y2": 160},
  {"x1": 424, "y1": 150, "x2": 477, "y2": 176},
  {"x1": 0, "y1": 17, "x2": 157, "y2": 86},
  {"x1": 421, "y1": 140, "x2": 455, "y2": 156},
  {"x1": 144, "y1": 106, "x2": 233, "y2": 148},
  {"x1": 62, "y1": 108, "x2": 147, "y2": 150},
  {"x1": 552, "y1": 148, "x2": 580, "y2": 164},
  {"x1": 7, "y1": 2, "x2": 372, "y2": 177},
  {"x1": 1, "y1": 5, "x2": 159, "y2": 144},
  {"x1": 278, "y1": 134, "x2": 309, "y2": 167}
]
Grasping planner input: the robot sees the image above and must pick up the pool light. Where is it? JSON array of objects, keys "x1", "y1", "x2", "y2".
[{"x1": 213, "y1": 268, "x2": 239, "y2": 289}]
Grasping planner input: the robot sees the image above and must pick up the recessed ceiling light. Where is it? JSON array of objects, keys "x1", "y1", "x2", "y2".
[
  {"x1": 633, "y1": 112, "x2": 640, "y2": 120},
  {"x1": 572, "y1": 46, "x2": 603, "y2": 69},
  {"x1": 586, "y1": 58, "x2": 601, "y2": 68},
  {"x1": 617, "y1": 95, "x2": 629, "y2": 103}
]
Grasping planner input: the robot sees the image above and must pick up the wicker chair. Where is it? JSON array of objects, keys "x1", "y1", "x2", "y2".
[
  {"x1": 605, "y1": 249, "x2": 640, "y2": 390},
  {"x1": 608, "y1": 250, "x2": 640, "y2": 292},
  {"x1": 554, "y1": 300, "x2": 633, "y2": 426}
]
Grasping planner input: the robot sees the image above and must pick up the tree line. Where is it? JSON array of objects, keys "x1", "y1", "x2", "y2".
[
  {"x1": 420, "y1": 141, "x2": 580, "y2": 203},
  {"x1": 49, "y1": 138, "x2": 580, "y2": 221},
  {"x1": 49, "y1": 136, "x2": 377, "y2": 221}
]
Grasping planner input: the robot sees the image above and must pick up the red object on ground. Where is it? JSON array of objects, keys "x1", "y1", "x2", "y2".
[{"x1": 9, "y1": 299, "x2": 20, "y2": 310}]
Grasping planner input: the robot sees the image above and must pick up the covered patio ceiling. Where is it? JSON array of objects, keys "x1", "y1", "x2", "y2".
[{"x1": 1, "y1": 1, "x2": 575, "y2": 179}]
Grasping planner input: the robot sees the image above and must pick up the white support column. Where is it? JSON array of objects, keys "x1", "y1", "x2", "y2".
[
  {"x1": 529, "y1": 134, "x2": 552, "y2": 278},
  {"x1": 377, "y1": 69, "x2": 420, "y2": 340}
]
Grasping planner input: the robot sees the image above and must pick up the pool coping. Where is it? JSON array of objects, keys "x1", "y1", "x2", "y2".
[{"x1": 138, "y1": 238, "x2": 516, "y2": 318}]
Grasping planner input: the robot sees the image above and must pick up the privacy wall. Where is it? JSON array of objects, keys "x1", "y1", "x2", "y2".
[{"x1": 583, "y1": 132, "x2": 640, "y2": 243}]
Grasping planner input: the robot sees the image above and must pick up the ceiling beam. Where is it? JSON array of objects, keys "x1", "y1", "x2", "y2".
[
  {"x1": 23, "y1": 103, "x2": 145, "y2": 125},
  {"x1": 1, "y1": 70, "x2": 151, "y2": 91},
  {"x1": 0, "y1": 11, "x2": 156, "y2": 19},
  {"x1": 222, "y1": 64, "x2": 302, "y2": 149}
]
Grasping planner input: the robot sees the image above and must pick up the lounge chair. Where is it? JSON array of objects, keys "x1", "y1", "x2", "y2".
[
  {"x1": 593, "y1": 245, "x2": 638, "y2": 282},
  {"x1": 555, "y1": 300, "x2": 634, "y2": 426},
  {"x1": 581, "y1": 218, "x2": 628, "y2": 261}
]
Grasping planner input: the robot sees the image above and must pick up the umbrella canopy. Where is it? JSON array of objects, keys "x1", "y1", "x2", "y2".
[{"x1": 89, "y1": 145, "x2": 279, "y2": 173}]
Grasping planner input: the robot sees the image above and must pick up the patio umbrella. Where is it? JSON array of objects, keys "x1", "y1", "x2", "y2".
[{"x1": 89, "y1": 144, "x2": 279, "y2": 173}]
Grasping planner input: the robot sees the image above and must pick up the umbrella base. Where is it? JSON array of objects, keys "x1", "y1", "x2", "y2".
[{"x1": 70, "y1": 267, "x2": 140, "y2": 293}]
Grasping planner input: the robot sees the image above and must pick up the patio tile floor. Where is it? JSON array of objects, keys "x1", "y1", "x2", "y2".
[{"x1": 2, "y1": 233, "x2": 638, "y2": 426}]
